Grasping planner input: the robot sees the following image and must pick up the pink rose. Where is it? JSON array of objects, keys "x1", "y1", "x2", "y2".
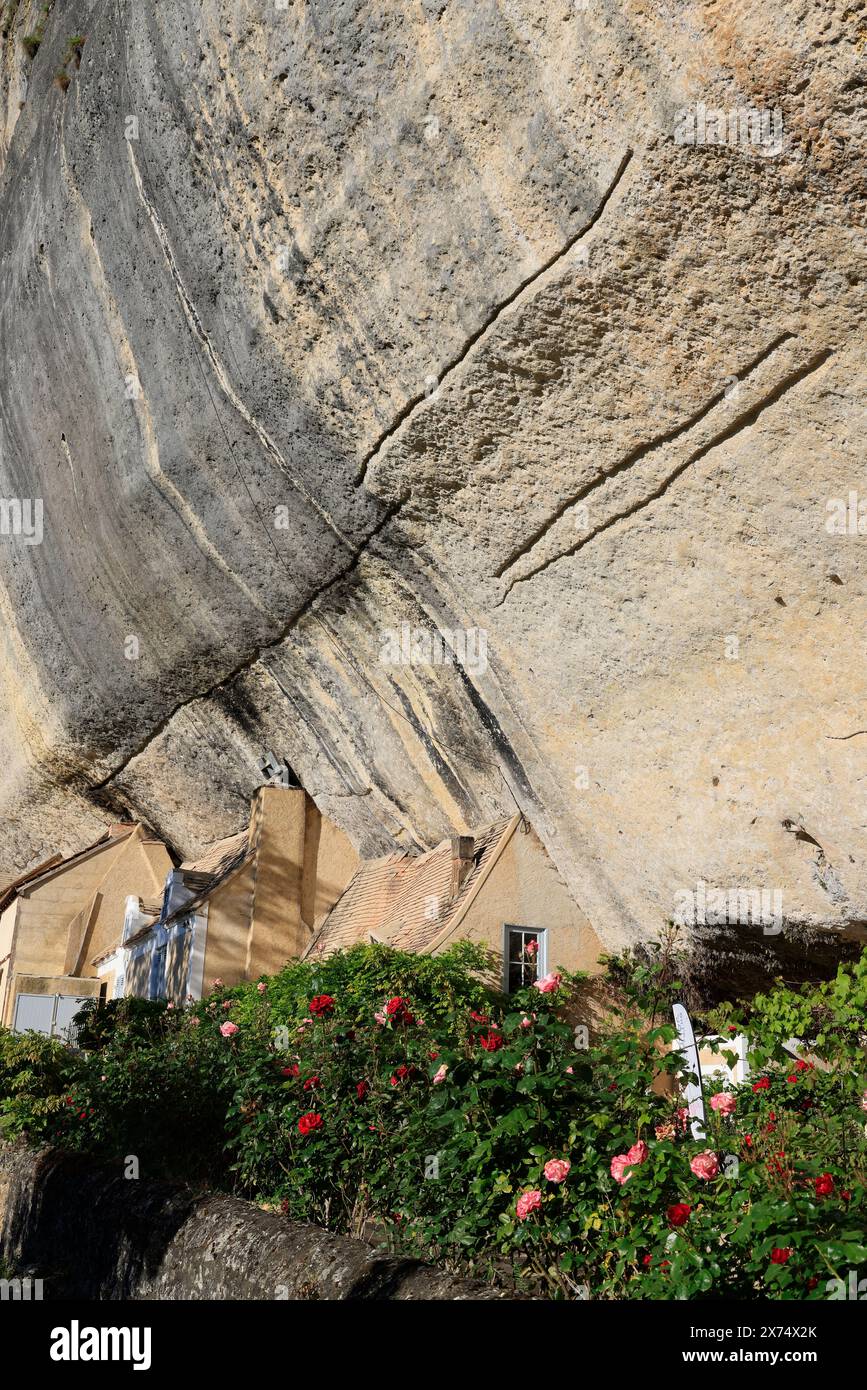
[
  {"x1": 690, "y1": 1150, "x2": 720, "y2": 1181},
  {"x1": 861, "y1": 1091, "x2": 867, "y2": 1114},
  {"x1": 220, "y1": 1021, "x2": 239, "y2": 1038},
  {"x1": 532, "y1": 972, "x2": 562, "y2": 994},
  {"x1": 432, "y1": 1064, "x2": 448, "y2": 1084},
  {"x1": 520, "y1": 1016, "x2": 533, "y2": 1029},
  {"x1": 516, "y1": 1189, "x2": 543, "y2": 1221},
  {"x1": 710, "y1": 1092, "x2": 736, "y2": 1115},
  {"x1": 257, "y1": 982, "x2": 267, "y2": 994},
  {"x1": 212, "y1": 978, "x2": 223, "y2": 988},
  {"x1": 610, "y1": 1154, "x2": 631, "y2": 1185},
  {"x1": 610, "y1": 1140, "x2": 649, "y2": 1184},
  {"x1": 543, "y1": 1158, "x2": 571, "y2": 1183}
]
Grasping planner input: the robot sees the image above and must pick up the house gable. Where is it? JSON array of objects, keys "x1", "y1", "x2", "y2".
[{"x1": 440, "y1": 824, "x2": 604, "y2": 979}]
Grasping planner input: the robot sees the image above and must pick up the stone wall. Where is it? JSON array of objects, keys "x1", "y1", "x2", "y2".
[{"x1": 0, "y1": 1144, "x2": 510, "y2": 1300}]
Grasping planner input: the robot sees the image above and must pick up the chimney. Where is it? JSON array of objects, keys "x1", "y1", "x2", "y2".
[{"x1": 450, "y1": 835, "x2": 474, "y2": 897}]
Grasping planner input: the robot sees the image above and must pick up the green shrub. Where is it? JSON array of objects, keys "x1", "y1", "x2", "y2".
[
  {"x1": 0, "y1": 942, "x2": 865, "y2": 1297},
  {"x1": 0, "y1": 1029, "x2": 79, "y2": 1142}
]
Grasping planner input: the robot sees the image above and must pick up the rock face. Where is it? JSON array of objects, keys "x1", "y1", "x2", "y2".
[
  {"x1": 0, "y1": 1144, "x2": 511, "y2": 1298},
  {"x1": 0, "y1": 1, "x2": 864, "y2": 967}
]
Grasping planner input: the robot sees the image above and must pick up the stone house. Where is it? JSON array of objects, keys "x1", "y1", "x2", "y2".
[
  {"x1": 111, "y1": 786, "x2": 359, "y2": 1002},
  {"x1": 0, "y1": 824, "x2": 173, "y2": 1037},
  {"x1": 304, "y1": 814, "x2": 605, "y2": 993}
]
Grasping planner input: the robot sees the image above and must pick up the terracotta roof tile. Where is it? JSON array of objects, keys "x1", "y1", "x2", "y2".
[
  {"x1": 305, "y1": 818, "x2": 514, "y2": 959},
  {"x1": 181, "y1": 830, "x2": 250, "y2": 880}
]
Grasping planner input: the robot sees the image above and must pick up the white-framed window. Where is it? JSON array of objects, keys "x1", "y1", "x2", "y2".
[{"x1": 503, "y1": 925, "x2": 546, "y2": 994}]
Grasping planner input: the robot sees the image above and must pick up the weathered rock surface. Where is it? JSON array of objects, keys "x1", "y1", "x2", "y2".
[
  {"x1": 0, "y1": 1143, "x2": 511, "y2": 1298},
  {"x1": 0, "y1": 1, "x2": 864, "y2": 967}
]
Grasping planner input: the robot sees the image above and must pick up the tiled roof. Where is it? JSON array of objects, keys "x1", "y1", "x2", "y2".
[
  {"x1": 0, "y1": 827, "x2": 138, "y2": 912},
  {"x1": 304, "y1": 817, "x2": 516, "y2": 959},
  {"x1": 180, "y1": 830, "x2": 250, "y2": 880}
]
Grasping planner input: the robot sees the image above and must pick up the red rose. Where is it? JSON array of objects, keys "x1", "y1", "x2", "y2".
[
  {"x1": 479, "y1": 1031, "x2": 504, "y2": 1052},
  {"x1": 281, "y1": 1064, "x2": 300, "y2": 1077},
  {"x1": 796, "y1": 1059, "x2": 812, "y2": 1072},
  {"x1": 667, "y1": 1203, "x2": 692, "y2": 1228},
  {"x1": 786, "y1": 1074, "x2": 798, "y2": 1084},
  {"x1": 814, "y1": 1172, "x2": 834, "y2": 1198},
  {"x1": 641, "y1": 1253, "x2": 652, "y2": 1267},
  {"x1": 469, "y1": 1010, "x2": 489, "y2": 1024},
  {"x1": 770, "y1": 1247, "x2": 792, "y2": 1265},
  {"x1": 806, "y1": 1277, "x2": 819, "y2": 1290},
  {"x1": 753, "y1": 1078, "x2": 770, "y2": 1091},
  {"x1": 429, "y1": 1051, "x2": 439, "y2": 1061},
  {"x1": 355, "y1": 1080, "x2": 369, "y2": 1100},
  {"x1": 309, "y1": 995, "x2": 335, "y2": 1016},
  {"x1": 841, "y1": 1190, "x2": 852, "y2": 1201},
  {"x1": 303, "y1": 1075, "x2": 320, "y2": 1091},
  {"x1": 385, "y1": 997, "x2": 413, "y2": 1024},
  {"x1": 298, "y1": 1112, "x2": 323, "y2": 1135}
]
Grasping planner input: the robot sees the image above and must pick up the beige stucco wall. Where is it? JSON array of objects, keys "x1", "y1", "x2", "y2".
[
  {"x1": 122, "y1": 791, "x2": 361, "y2": 996},
  {"x1": 432, "y1": 825, "x2": 605, "y2": 981},
  {"x1": 0, "y1": 900, "x2": 19, "y2": 1026},
  {"x1": 84, "y1": 835, "x2": 170, "y2": 964},
  {"x1": 302, "y1": 801, "x2": 360, "y2": 928},
  {"x1": 11, "y1": 973, "x2": 102, "y2": 999},
  {"x1": 202, "y1": 860, "x2": 256, "y2": 987},
  {"x1": 2, "y1": 831, "x2": 172, "y2": 1025}
]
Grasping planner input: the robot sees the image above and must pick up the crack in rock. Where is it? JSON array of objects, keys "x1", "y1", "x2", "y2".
[
  {"x1": 498, "y1": 342, "x2": 834, "y2": 598},
  {"x1": 354, "y1": 148, "x2": 634, "y2": 486}
]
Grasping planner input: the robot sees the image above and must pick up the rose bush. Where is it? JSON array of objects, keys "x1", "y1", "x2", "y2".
[{"x1": 0, "y1": 939, "x2": 865, "y2": 1298}]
